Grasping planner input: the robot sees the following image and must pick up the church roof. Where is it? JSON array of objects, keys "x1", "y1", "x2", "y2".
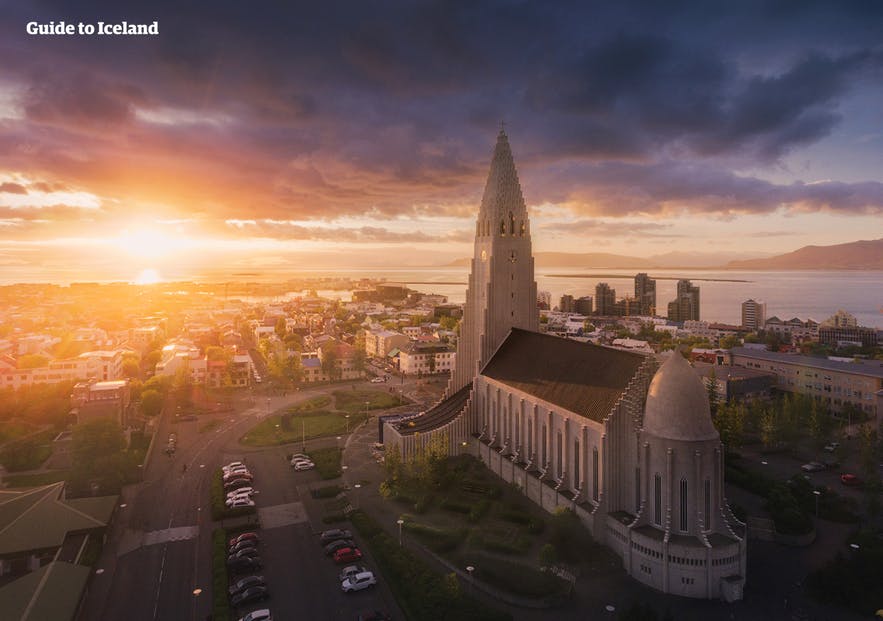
[
  {"x1": 642, "y1": 352, "x2": 718, "y2": 442},
  {"x1": 481, "y1": 329, "x2": 647, "y2": 422},
  {"x1": 479, "y1": 130, "x2": 527, "y2": 220}
]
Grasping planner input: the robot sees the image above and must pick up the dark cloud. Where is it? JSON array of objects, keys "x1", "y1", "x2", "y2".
[
  {"x1": 0, "y1": 0, "x2": 882, "y2": 227},
  {"x1": 0, "y1": 182, "x2": 27, "y2": 194}
]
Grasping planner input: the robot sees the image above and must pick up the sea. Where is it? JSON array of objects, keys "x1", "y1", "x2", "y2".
[
  {"x1": 277, "y1": 267, "x2": 883, "y2": 330},
  {"x1": 2, "y1": 266, "x2": 881, "y2": 329}
]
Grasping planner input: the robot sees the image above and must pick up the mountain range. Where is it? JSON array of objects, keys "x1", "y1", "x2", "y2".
[{"x1": 442, "y1": 239, "x2": 883, "y2": 270}]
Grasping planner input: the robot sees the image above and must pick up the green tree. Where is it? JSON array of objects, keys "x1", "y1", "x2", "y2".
[
  {"x1": 321, "y1": 347, "x2": 339, "y2": 382},
  {"x1": 71, "y1": 419, "x2": 125, "y2": 469},
  {"x1": 352, "y1": 348, "x2": 367, "y2": 376},
  {"x1": 719, "y1": 334, "x2": 740, "y2": 349},
  {"x1": 705, "y1": 368, "x2": 720, "y2": 417},
  {"x1": 140, "y1": 389, "x2": 163, "y2": 417},
  {"x1": 122, "y1": 359, "x2": 141, "y2": 379},
  {"x1": 275, "y1": 316, "x2": 288, "y2": 339},
  {"x1": 760, "y1": 408, "x2": 778, "y2": 448}
]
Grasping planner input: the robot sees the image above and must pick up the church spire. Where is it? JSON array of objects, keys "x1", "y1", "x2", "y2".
[{"x1": 479, "y1": 129, "x2": 528, "y2": 224}]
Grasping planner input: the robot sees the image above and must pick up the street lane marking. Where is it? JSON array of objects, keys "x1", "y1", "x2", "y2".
[
  {"x1": 142, "y1": 525, "x2": 199, "y2": 546},
  {"x1": 258, "y1": 502, "x2": 308, "y2": 529}
]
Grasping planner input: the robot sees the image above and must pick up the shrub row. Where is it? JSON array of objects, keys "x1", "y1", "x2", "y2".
[
  {"x1": 403, "y1": 520, "x2": 464, "y2": 553},
  {"x1": 454, "y1": 552, "x2": 570, "y2": 599},
  {"x1": 211, "y1": 528, "x2": 231, "y2": 621},
  {"x1": 348, "y1": 510, "x2": 511, "y2": 621},
  {"x1": 470, "y1": 532, "x2": 530, "y2": 556}
]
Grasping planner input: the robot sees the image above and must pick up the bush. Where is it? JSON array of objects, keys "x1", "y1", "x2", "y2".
[
  {"x1": 807, "y1": 533, "x2": 883, "y2": 615},
  {"x1": 456, "y1": 552, "x2": 570, "y2": 599},
  {"x1": 403, "y1": 521, "x2": 463, "y2": 553},
  {"x1": 765, "y1": 483, "x2": 813, "y2": 535},
  {"x1": 309, "y1": 447, "x2": 342, "y2": 480},
  {"x1": 468, "y1": 499, "x2": 491, "y2": 523},
  {"x1": 549, "y1": 508, "x2": 598, "y2": 563},
  {"x1": 440, "y1": 498, "x2": 472, "y2": 513},
  {"x1": 413, "y1": 493, "x2": 434, "y2": 514}
]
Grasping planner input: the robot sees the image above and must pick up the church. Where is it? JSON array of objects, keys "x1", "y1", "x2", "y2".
[{"x1": 383, "y1": 130, "x2": 747, "y2": 601}]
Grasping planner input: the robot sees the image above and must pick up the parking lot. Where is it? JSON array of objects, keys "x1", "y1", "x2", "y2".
[{"x1": 221, "y1": 447, "x2": 400, "y2": 621}]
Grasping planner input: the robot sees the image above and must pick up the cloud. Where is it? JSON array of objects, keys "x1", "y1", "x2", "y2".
[
  {"x1": 539, "y1": 219, "x2": 684, "y2": 238},
  {"x1": 0, "y1": 182, "x2": 27, "y2": 194},
  {"x1": 225, "y1": 219, "x2": 472, "y2": 244}
]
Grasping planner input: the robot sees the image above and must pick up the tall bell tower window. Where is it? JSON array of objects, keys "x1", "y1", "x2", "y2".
[
  {"x1": 509, "y1": 211, "x2": 515, "y2": 235},
  {"x1": 500, "y1": 219, "x2": 506, "y2": 236}
]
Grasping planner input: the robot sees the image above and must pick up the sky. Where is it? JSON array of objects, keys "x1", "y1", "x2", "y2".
[{"x1": 1, "y1": 0, "x2": 883, "y2": 281}]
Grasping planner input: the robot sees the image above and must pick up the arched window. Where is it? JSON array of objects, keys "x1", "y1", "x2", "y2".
[
  {"x1": 500, "y1": 219, "x2": 506, "y2": 236},
  {"x1": 509, "y1": 211, "x2": 515, "y2": 235},
  {"x1": 680, "y1": 478, "x2": 688, "y2": 532},
  {"x1": 520, "y1": 220, "x2": 526, "y2": 237},
  {"x1": 654, "y1": 474, "x2": 662, "y2": 525}
]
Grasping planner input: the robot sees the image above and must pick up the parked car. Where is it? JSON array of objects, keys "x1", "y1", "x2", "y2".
[
  {"x1": 223, "y1": 470, "x2": 253, "y2": 483},
  {"x1": 324, "y1": 539, "x2": 355, "y2": 556},
  {"x1": 227, "y1": 487, "x2": 256, "y2": 500},
  {"x1": 231, "y1": 585, "x2": 270, "y2": 607},
  {"x1": 223, "y1": 461, "x2": 246, "y2": 473},
  {"x1": 320, "y1": 529, "x2": 352, "y2": 545},
  {"x1": 228, "y1": 556, "x2": 262, "y2": 574},
  {"x1": 237, "y1": 609, "x2": 271, "y2": 621},
  {"x1": 801, "y1": 462, "x2": 826, "y2": 472},
  {"x1": 840, "y1": 473, "x2": 861, "y2": 487},
  {"x1": 338, "y1": 564, "x2": 366, "y2": 582},
  {"x1": 824, "y1": 442, "x2": 840, "y2": 452},
  {"x1": 229, "y1": 575, "x2": 266, "y2": 596},
  {"x1": 292, "y1": 461, "x2": 315, "y2": 471},
  {"x1": 225, "y1": 478, "x2": 254, "y2": 492},
  {"x1": 228, "y1": 547, "x2": 261, "y2": 563},
  {"x1": 229, "y1": 539, "x2": 258, "y2": 555},
  {"x1": 342, "y1": 571, "x2": 377, "y2": 593},
  {"x1": 370, "y1": 377, "x2": 384, "y2": 383},
  {"x1": 229, "y1": 532, "x2": 261, "y2": 547},
  {"x1": 333, "y1": 547, "x2": 363, "y2": 564},
  {"x1": 228, "y1": 497, "x2": 256, "y2": 510}
]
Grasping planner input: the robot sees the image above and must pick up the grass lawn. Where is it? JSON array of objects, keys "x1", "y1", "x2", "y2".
[
  {"x1": 289, "y1": 395, "x2": 332, "y2": 412},
  {"x1": 333, "y1": 389, "x2": 407, "y2": 413},
  {"x1": 4, "y1": 469, "x2": 70, "y2": 487},
  {"x1": 308, "y1": 446, "x2": 342, "y2": 480},
  {"x1": 241, "y1": 411, "x2": 366, "y2": 446}
]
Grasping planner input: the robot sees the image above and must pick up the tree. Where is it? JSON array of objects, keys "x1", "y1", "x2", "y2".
[
  {"x1": 71, "y1": 419, "x2": 125, "y2": 468},
  {"x1": 705, "y1": 368, "x2": 720, "y2": 417},
  {"x1": 352, "y1": 348, "x2": 367, "y2": 376},
  {"x1": 275, "y1": 316, "x2": 287, "y2": 340},
  {"x1": 140, "y1": 389, "x2": 163, "y2": 417},
  {"x1": 760, "y1": 408, "x2": 778, "y2": 448},
  {"x1": 321, "y1": 347, "x2": 339, "y2": 382},
  {"x1": 719, "y1": 334, "x2": 740, "y2": 349},
  {"x1": 122, "y1": 359, "x2": 141, "y2": 379},
  {"x1": 438, "y1": 315, "x2": 459, "y2": 331}
]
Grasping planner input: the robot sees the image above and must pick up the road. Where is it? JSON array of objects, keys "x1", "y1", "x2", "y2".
[{"x1": 79, "y1": 377, "x2": 433, "y2": 621}]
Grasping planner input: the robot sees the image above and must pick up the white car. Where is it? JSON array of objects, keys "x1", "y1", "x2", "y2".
[
  {"x1": 341, "y1": 571, "x2": 377, "y2": 592},
  {"x1": 228, "y1": 497, "x2": 255, "y2": 509},
  {"x1": 227, "y1": 487, "x2": 255, "y2": 500},
  {"x1": 292, "y1": 461, "x2": 315, "y2": 471},
  {"x1": 338, "y1": 564, "x2": 366, "y2": 582},
  {"x1": 238, "y1": 610, "x2": 271, "y2": 621},
  {"x1": 290, "y1": 456, "x2": 311, "y2": 466},
  {"x1": 370, "y1": 377, "x2": 384, "y2": 383},
  {"x1": 223, "y1": 461, "x2": 245, "y2": 471},
  {"x1": 226, "y1": 491, "x2": 255, "y2": 506}
]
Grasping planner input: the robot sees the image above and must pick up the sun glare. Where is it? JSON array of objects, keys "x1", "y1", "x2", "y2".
[{"x1": 135, "y1": 268, "x2": 162, "y2": 285}]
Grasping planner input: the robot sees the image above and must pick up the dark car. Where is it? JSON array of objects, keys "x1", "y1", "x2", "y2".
[
  {"x1": 333, "y1": 547, "x2": 362, "y2": 564},
  {"x1": 229, "y1": 539, "x2": 258, "y2": 555},
  {"x1": 324, "y1": 539, "x2": 355, "y2": 556},
  {"x1": 319, "y1": 528, "x2": 352, "y2": 545},
  {"x1": 229, "y1": 575, "x2": 266, "y2": 597},
  {"x1": 224, "y1": 478, "x2": 254, "y2": 491},
  {"x1": 228, "y1": 556, "x2": 262, "y2": 575},
  {"x1": 229, "y1": 532, "x2": 261, "y2": 547},
  {"x1": 231, "y1": 585, "x2": 270, "y2": 607},
  {"x1": 228, "y1": 547, "x2": 260, "y2": 563}
]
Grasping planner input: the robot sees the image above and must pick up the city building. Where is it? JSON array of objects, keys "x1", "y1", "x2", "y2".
[
  {"x1": 595, "y1": 283, "x2": 616, "y2": 316},
  {"x1": 363, "y1": 329, "x2": 409, "y2": 359},
  {"x1": 822, "y1": 310, "x2": 857, "y2": 328},
  {"x1": 763, "y1": 317, "x2": 819, "y2": 342},
  {"x1": 634, "y1": 273, "x2": 656, "y2": 316},
  {"x1": 575, "y1": 296, "x2": 593, "y2": 316},
  {"x1": 729, "y1": 347, "x2": 883, "y2": 427},
  {"x1": 383, "y1": 131, "x2": 746, "y2": 600},
  {"x1": 537, "y1": 291, "x2": 552, "y2": 310},
  {"x1": 397, "y1": 342, "x2": 456, "y2": 376},
  {"x1": 71, "y1": 379, "x2": 133, "y2": 427},
  {"x1": 740, "y1": 299, "x2": 766, "y2": 332},
  {"x1": 668, "y1": 280, "x2": 700, "y2": 322},
  {"x1": 0, "y1": 350, "x2": 125, "y2": 390},
  {"x1": 559, "y1": 294, "x2": 575, "y2": 313},
  {"x1": 818, "y1": 310, "x2": 877, "y2": 347},
  {"x1": 693, "y1": 363, "x2": 776, "y2": 403}
]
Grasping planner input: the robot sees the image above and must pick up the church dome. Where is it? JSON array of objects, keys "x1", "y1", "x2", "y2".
[{"x1": 642, "y1": 352, "x2": 718, "y2": 442}]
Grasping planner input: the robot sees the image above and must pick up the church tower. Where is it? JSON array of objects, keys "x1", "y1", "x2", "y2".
[{"x1": 448, "y1": 129, "x2": 538, "y2": 396}]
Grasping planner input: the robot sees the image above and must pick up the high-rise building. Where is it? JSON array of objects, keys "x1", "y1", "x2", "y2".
[
  {"x1": 668, "y1": 279, "x2": 700, "y2": 322},
  {"x1": 595, "y1": 283, "x2": 616, "y2": 316},
  {"x1": 741, "y1": 299, "x2": 766, "y2": 331},
  {"x1": 634, "y1": 273, "x2": 656, "y2": 316},
  {"x1": 574, "y1": 296, "x2": 593, "y2": 316},
  {"x1": 536, "y1": 291, "x2": 551, "y2": 310},
  {"x1": 559, "y1": 294, "x2": 575, "y2": 313}
]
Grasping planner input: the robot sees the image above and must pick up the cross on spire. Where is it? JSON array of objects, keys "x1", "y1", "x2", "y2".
[{"x1": 499, "y1": 119, "x2": 507, "y2": 135}]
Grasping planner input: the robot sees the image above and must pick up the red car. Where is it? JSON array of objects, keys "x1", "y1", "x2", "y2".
[
  {"x1": 229, "y1": 532, "x2": 261, "y2": 547},
  {"x1": 840, "y1": 473, "x2": 861, "y2": 487},
  {"x1": 333, "y1": 547, "x2": 363, "y2": 564}
]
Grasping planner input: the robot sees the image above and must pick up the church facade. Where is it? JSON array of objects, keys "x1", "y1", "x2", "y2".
[{"x1": 384, "y1": 130, "x2": 746, "y2": 601}]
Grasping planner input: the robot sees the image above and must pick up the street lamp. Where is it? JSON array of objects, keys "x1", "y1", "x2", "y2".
[
  {"x1": 813, "y1": 490, "x2": 821, "y2": 517},
  {"x1": 345, "y1": 414, "x2": 350, "y2": 433},
  {"x1": 365, "y1": 400, "x2": 369, "y2": 420},
  {"x1": 353, "y1": 483, "x2": 361, "y2": 510},
  {"x1": 397, "y1": 518, "x2": 404, "y2": 546},
  {"x1": 466, "y1": 565, "x2": 474, "y2": 593}
]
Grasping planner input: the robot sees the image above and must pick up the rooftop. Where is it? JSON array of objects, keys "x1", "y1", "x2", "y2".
[
  {"x1": 481, "y1": 329, "x2": 647, "y2": 423},
  {"x1": 0, "y1": 561, "x2": 90, "y2": 621},
  {"x1": 731, "y1": 347, "x2": 883, "y2": 379}
]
